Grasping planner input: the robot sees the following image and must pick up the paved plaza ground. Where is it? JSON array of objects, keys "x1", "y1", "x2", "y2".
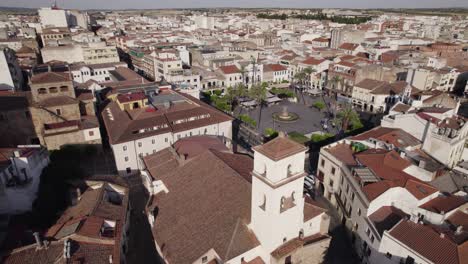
[{"x1": 235, "y1": 93, "x2": 339, "y2": 136}]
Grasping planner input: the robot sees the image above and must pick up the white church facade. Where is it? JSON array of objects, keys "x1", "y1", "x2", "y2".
[{"x1": 144, "y1": 134, "x2": 331, "y2": 264}]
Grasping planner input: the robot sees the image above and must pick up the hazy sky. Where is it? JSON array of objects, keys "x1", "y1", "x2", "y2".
[{"x1": 1, "y1": 0, "x2": 468, "y2": 10}]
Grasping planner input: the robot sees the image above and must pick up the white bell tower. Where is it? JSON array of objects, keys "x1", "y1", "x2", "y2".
[{"x1": 250, "y1": 133, "x2": 307, "y2": 253}]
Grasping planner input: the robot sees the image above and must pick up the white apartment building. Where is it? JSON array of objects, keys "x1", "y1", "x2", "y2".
[
  {"x1": 317, "y1": 126, "x2": 467, "y2": 264},
  {"x1": 381, "y1": 106, "x2": 467, "y2": 168},
  {"x1": 0, "y1": 47, "x2": 24, "y2": 91},
  {"x1": 38, "y1": 7, "x2": 69, "y2": 28},
  {"x1": 102, "y1": 89, "x2": 233, "y2": 175},
  {"x1": 0, "y1": 146, "x2": 49, "y2": 215},
  {"x1": 41, "y1": 42, "x2": 119, "y2": 65},
  {"x1": 70, "y1": 62, "x2": 128, "y2": 83}
]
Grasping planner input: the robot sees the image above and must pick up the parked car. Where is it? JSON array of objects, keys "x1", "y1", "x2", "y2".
[{"x1": 304, "y1": 181, "x2": 313, "y2": 190}]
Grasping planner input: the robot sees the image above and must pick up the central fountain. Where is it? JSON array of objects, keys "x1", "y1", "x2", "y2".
[{"x1": 273, "y1": 106, "x2": 299, "y2": 122}]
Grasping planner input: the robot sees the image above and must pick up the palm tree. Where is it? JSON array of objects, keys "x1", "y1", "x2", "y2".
[
  {"x1": 225, "y1": 86, "x2": 236, "y2": 112},
  {"x1": 294, "y1": 71, "x2": 307, "y2": 87},
  {"x1": 240, "y1": 65, "x2": 247, "y2": 86},
  {"x1": 302, "y1": 67, "x2": 316, "y2": 88},
  {"x1": 329, "y1": 75, "x2": 342, "y2": 90},
  {"x1": 335, "y1": 103, "x2": 362, "y2": 132},
  {"x1": 249, "y1": 83, "x2": 267, "y2": 129}
]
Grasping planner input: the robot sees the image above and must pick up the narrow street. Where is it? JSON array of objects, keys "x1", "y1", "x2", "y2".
[
  {"x1": 125, "y1": 175, "x2": 162, "y2": 264},
  {"x1": 313, "y1": 196, "x2": 359, "y2": 264}
]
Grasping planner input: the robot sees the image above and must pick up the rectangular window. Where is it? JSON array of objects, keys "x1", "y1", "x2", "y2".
[
  {"x1": 351, "y1": 193, "x2": 355, "y2": 202},
  {"x1": 202, "y1": 256, "x2": 208, "y2": 263},
  {"x1": 152, "y1": 139, "x2": 155, "y2": 144},
  {"x1": 138, "y1": 142, "x2": 142, "y2": 147},
  {"x1": 331, "y1": 167, "x2": 336, "y2": 175},
  {"x1": 123, "y1": 146, "x2": 127, "y2": 151},
  {"x1": 124, "y1": 157, "x2": 129, "y2": 162},
  {"x1": 165, "y1": 138, "x2": 168, "y2": 142},
  {"x1": 358, "y1": 208, "x2": 361, "y2": 216},
  {"x1": 329, "y1": 179, "x2": 334, "y2": 188},
  {"x1": 56, "y1": 109, "x2": 61, "y2": 115},
  {"x1": 370, "y1": 235, "x2": 375, "y2": 243},
  {"x1": 366, "y1": 227, "x2": 370, "y2": 237},
  {"x1": 126, "y1": 167, "x2": 131, "y2": 173},
  {"x1": 321, "y1": 159, "x2": 325, "y2": 167},
  {"x1": 89, "y1": 131, "x2": 94, "y2": 136}
]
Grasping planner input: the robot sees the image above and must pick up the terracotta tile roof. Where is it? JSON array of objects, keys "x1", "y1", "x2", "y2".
[
  {"x1": 352, "y1": 126, "x2": 421, "y2": 148},
  {"x1": 404, "y1": 179, "x2": 438, "y2": 200},
  {"x1": 270, "y1": 238, "x2": 303, "y2": 258},
  {"x1": 391, "y1": 103, "x2": 411, "y2": 113},
  {"x1": 368, "y1": 206, "x2": 408, "y2": 236},
  {"x1": 339, "y1": 43, "x2": 359, "y2": 51},
  {"x1": 304, "y1": 202, "x2": 326, "y2": 222},
  {"x1": 219, "y1": 65, "x2": 241, "y2": 75},
  {"x1": 263, "y1": 64, "x2": 287, "y2": 72},
  {"x1": 446, "y1": 210, "x2": 468, "y2": 231},
  {"x1": 389, "y1": 220, "x2": 464, "y2": 264},
  {"x1": 150, "y1": 150, "x2": 259, "y2": 264},
  {"x1": 30, "y1": 72, "x2": 71, "y2": 84},
  {"x1": 302, "y1": 57, "x2": 326, "y2": 66},
  {"x1": 324, "y1": 143, "x2": 358, "y2": 166},
  {"x1": 2, "y1": 240, "x2": 114, "y2": 264},
  {"x1": 253, "y1": 134, "x2": 307, "y2": 161},
  {"x1": 174, "y1": 136, "x2": 229, "y2": 159},
  {"x1": 102, "y1": 91, "x2": 232, "y2": 144},
  {"x1": 354, "y1": 79, "x2": 387, "y2": 90},
  {"x1": 116, "y1": 91, "x2": 146, "y2": 103},
  {"x1": 419, "y1": 195, "x2": 467, "y2": 214},
  {"x1": 242, "y1": 256, "x2": 265, "y2": 264},
  {"x1": 43, "y1": 182, "x2": 129, "y2": 264},
  {"x1": 37, "y1": 96, "x2": 78, "y2": 107},
  {"x1": 270, "y1": 233, "x2": 329, "y2": 259},
  {"x1": 362, "y1": 180, "x2": 395, "y2": 201}
]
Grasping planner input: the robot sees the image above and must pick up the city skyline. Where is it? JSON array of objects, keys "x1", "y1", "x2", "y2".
[{"x1": 1, "y1": 0, "x2": 468, "y2": 10}]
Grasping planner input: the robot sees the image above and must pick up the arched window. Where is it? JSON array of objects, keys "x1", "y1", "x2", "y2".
[
  {"x1": 49, "y1": 87, "x2": 58, "y2": 93},
  {"x1": 287, "y1": 164, "x2": 293, "y2": 176},
  {"x1": 38, "y1": 88, "x2": 47, "y2": 94},
  {"x1": 261, "y1": 164, "x2": 267, "y2": 176},
  {"x1": 259, "y1": 194, "x2": 266, "y2": 210},
  {"x1": 60, "y1": 85, "x2": 69, "y2": 92}
]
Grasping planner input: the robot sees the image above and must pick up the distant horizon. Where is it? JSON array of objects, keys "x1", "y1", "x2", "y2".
[{"x1": 1, "y1": 0, "x2": 468, "y2": 11}]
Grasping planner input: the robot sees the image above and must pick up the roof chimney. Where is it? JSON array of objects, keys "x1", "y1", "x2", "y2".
[
  {"x1": 33, "y1": 232, "x2": 43, "y2": 249},
  {"x1": 13, "y1": 150, "x2": 21, "y2": 158},
  {"x1": 440, "y1": 233, "x2": 445, "y2": 239},
  {"x1": 456, "y1": 226, "x2": 463, "y2": 235}
]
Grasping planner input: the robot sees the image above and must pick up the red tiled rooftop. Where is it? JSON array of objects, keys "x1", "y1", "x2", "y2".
[
  {"x1": 419, "y1": 195, "x2": 466, "y2": 214},
  {"x1": 116, "y1": 92, "x2": 146, "y2": 103},
  {"x1": 389, "y1": 220, "x2": 463, "y2": 264},
  {"x1": 219, "y1": 65, "x2": 241, "y2": 75}
]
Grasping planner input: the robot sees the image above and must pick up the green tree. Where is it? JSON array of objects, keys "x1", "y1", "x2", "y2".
[{"x1": 335, "y1": 104, "x2": 362, "y2": 131}]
